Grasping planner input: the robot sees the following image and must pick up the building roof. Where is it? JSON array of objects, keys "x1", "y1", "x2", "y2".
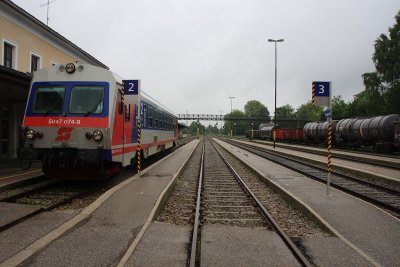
[{"x1": 2, "y1": 0, "x2": 109, "y2": 70}]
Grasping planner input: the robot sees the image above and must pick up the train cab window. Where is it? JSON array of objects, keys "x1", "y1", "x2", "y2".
[
  {"x1": 148, "y1": 107, "x2": 153, "y2": 128},
  {"x1": 32, "y1": 86, "x2": 65, "y2": 114},
  {"x1": 70, "y1": 86, "x2": 104, "y2": 115}
]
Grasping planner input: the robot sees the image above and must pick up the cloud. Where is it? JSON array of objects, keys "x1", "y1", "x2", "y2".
[{"x1": 12, "y1": 0, "x2": 400, "y2": 116}]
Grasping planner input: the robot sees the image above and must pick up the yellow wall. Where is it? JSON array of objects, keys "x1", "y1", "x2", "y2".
[{"x1": 0, "y1": 15, "x2": 78, "y2": 73}]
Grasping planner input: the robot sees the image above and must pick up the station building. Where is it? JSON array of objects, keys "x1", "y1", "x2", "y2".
[{"x1": 0, "y1": 0, "x2": 107, "y2": 161}]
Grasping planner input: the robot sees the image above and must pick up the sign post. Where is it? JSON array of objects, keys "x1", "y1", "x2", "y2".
[
  {"x1": 123, "y1": 80, "x2": 141, "y2": 176},
  {"x1": 312, "y1": 81, "x2": 332, "y2": 196}
]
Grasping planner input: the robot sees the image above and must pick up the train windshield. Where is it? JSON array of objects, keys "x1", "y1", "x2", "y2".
[
  {"x1": 32, "y1": 86, "x2": 65, "y2": 114},
  {"x1": 69, "y1": 86, "x2": 104, "y2": 115}
]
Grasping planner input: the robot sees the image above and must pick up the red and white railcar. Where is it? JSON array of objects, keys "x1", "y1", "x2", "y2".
[{"x1": 21, "y1": 63, "x2": 177, "y2": 179}]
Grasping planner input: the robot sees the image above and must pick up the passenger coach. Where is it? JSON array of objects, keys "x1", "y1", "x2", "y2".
[{"x1": 21, "y1": 63, "x2": 178, "y2": 179}]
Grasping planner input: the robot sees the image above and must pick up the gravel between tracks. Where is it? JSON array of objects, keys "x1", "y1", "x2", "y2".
[
  {"x1": 156, "y1": 142, "x2": 201, "y2": 225},
  {"x1": 215, "y1": 140, "x2": 330, "y2": 237},
  {"x1": 157, "y1": 138, "x2": 331, "y2": 238}
]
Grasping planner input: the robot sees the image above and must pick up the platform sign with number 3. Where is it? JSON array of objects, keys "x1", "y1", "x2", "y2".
[
  {"x1": 312, "y1": 80, "x2": 333, "y2": 196},
  {"x1": 312, "y1": 81, "x2": 331, "y2": 107}
]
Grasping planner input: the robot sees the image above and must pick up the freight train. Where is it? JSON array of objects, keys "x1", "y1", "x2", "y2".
[
  {"x1": 20, "y1": 63, "x2": 178, "y2": 179},
  {"x1": 245, "y1": 114, "x2": 400, "y2": 152}
]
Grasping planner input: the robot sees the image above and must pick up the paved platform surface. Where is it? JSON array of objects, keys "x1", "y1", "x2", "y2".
[
  {"x1": 0, "y1": 140, "x2": 199, "y2": 266},
  {"x1": 216, "y1": 139, "x2": 400, "y2": 267},
  {"x1": 125, "y1": 222, "x2": 190, "y2": 266},
  {"x1": 201, "y1": 224, "x2": 301, "y2": 266},
  {"x1": 0, "y1": 211, "x2": 76, "y2": 263}
]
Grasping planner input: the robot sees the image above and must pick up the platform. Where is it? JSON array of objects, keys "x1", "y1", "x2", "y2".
[{"x1": 0, "y1": 140, "x2": 200, "y2": 266}]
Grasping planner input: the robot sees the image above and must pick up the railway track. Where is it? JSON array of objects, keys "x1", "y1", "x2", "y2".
[
  {"x1": 158, "y1": 138, "x2": 331, "y2": 266},
  {"x1": 242, "y1": 138, "x2": 400, "y2": 170},
  {"x1": 0, "y1": 180, "x2": 106, "y2": 233},
  {"x1": 224, "y1": 138, "x2": 400, "y2": 215},
  {"x1": 191, "y1": 138, "x2": 311, "y2": 266}
]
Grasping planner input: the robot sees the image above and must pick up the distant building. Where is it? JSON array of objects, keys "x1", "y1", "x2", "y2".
[{"x1": 0, "y1": 0, "x2": 107, "y2": 160}]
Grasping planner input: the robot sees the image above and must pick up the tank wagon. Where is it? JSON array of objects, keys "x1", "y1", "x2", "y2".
[
  {"x1": 245, "y1": 114, "x2": 400, "y2": 152},
  {"x1": 336, "y1": 114, "x2": 400, "y2": 151},
  {"x1": 20, "y1": 63, "x2": 178, "y2": 179},
  {"x1": 303, "y1": 120, "x2": 338, "y2": 145}
]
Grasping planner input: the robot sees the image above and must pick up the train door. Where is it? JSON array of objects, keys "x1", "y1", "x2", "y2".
[{"x1": 123, "y1": 100, "x2": 133, "y2": 166}]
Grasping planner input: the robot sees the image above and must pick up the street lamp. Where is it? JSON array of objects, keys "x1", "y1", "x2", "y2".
[
  {"x1": 268, "y1": 38, "x2": 284, "y2": 148},
  {"x1": 228, "y1": 96, "x2": 235, "y2": 137}
]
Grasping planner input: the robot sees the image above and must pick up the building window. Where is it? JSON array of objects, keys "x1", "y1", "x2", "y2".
[
  {"x1": 31, "y1": 54, "x2": 41, "y2": 73},
  {"x1": 3, "y1": 41, "x2": 17, "y2": 69}
]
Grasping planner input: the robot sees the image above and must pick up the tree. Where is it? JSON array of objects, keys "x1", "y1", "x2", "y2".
[
  {"x1": 184, "y1": 121, "x2": 205, "y2": 136},
  {"x1": 331, "y1": 95, "x2": 350, "y2": 119},
  {"x1": 295, "y1": 102, "x2": 323, "y2": 122},
  {"x1": 276, "y1": 104, "x2": 296, "y2": 128},
  {"x1": 244, "y1": 100, "x2": 270, "y2": 129},
  {"x1": 205, "y1": 123, "x2": 220, "y2": 135},
  {"x1": 223, "y1": 109, "x2": 248, "y2": 136},
  {"x1": 362, "y1": 11, "x2": 400, "y2": 114}
]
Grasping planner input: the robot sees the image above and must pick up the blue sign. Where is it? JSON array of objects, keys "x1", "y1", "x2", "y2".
[
  {"x1": 313, "y1": 81, "x2": 330, "y2": 97},
  {"x1": 324, "y1": 108, "x2": 332, "y2": 118},
  {"x1": 123, "y1": 80, "x2": 139, "y2": 95}
]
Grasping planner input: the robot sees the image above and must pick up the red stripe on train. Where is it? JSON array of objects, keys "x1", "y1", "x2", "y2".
[{"x1": 23, "y1": 116, "x2": 109, "y2": 128}]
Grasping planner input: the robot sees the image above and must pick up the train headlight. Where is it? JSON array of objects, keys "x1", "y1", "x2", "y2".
[
  {"x1": 26, "y1": 129, "x2": 35, "y2": 139},
  {"x1": 65, "y1": 63, "x2": 76, "y2": 74},
  {"x1": 93, "y1": 130, "x2": 103, "y2": 141}
]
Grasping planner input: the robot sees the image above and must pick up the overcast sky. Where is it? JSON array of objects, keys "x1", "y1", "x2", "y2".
[{"x1": 12, "y1": 0, "x2": 400, "y2": 118}]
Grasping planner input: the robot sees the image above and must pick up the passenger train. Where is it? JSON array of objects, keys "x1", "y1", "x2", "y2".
[
  {"x1": 245, "y1": 114, "x2": 400, "y2": 152},
  {"x1": 20, "y1": 63, "x2": 178, "y2": 179}
]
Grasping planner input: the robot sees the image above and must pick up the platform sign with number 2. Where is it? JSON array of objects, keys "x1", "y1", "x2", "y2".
[{"x1": 123, "y1": 80, "x2": 140, "y2": 95}]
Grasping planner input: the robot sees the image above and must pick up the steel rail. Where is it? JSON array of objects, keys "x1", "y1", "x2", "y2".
[
  {"x1": 0, "y1": 181, "x2": 105, "y2": 233},
  {"x1": 240, "y1": 138, "x2": 400, "y2": 170},
  {"x1": 189, "y1": 141, "x2": 204, "y2": 267},
  {"x1": 224, "y1": 139, "x2": 400, "y2": 214}
]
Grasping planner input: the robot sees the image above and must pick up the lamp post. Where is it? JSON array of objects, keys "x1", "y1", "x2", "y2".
[
  {"x1": 228, "y1": 96, "x2": 235, "y2": 137},
  {"x1": 268, "y1": 38, "x2": 284, "y2": 149}
]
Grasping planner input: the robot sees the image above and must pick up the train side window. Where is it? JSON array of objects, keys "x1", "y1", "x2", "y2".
[
  {"x1": 155, "y1": 111, "x2": 159, "y2": 128},
  {"x1": 158, "y1": 111, "x2": 161, "y2": 128},
  {"x1": 143, "y1": 104, "x2": 148, "y2": 128},
  {"x1": 148, "y1": 107, "x2": 153, "y2": 128}
]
